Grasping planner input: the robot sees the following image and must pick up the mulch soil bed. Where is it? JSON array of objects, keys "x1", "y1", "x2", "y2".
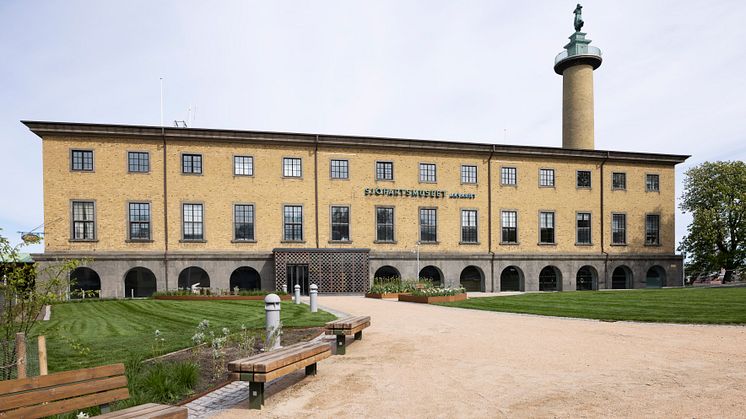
[{"x1": 398, "y1": 293, "x2": 467, "y2": 304}]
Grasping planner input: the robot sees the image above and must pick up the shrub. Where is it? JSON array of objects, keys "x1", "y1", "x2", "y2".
[
  {"x1": 410, "y1": 286, "x2": 465, "y2": 297},
  {"x1": 370, "y1": 277, "x2": 432, "y2": 294}
]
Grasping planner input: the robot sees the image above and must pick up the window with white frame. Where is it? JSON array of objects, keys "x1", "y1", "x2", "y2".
[
  {"x1": 128, "y1": 203, "x2": 150, "y2": 240},
  {"x1": 234, "y1": 204, "x2": 254, "y2": 241},
  {"x1": 419, "y1": 208, "x2": 437, "y2": 242},
  {"x1": 612, "y1": 213, "x2": 626, "y2": 245},
  {"x1": 234, "y1": 156, "x2": 253, "y2": 176},
  {"x1": 501, "y1": 211, "x2": 517, "y2": 243},
  {"x1": 376, "y1": 161, "x2": 393, "y2": 180},
  {"x1": 283, "y1": 205, "x2": 303, "y2": 241},
  {"x1": 501, "y1": 167, "x2": 516, "y2": 185},
  {"x1": 72, "y1": 201, "x2": 95, "y2": 240},
  {"x1": 539, "y1": 211, "x2": 555, "y2": 244},
  {"x1": 461, "y1": 165, "x2": 477, "y2": 184},
  {"x1": 461, "y1": 210, "x2": 477, "y2": 243},
  {"x1": 330, "y1": 159, "x2": 348, "y2": 179},
  {"x1": 539, "y1": 169, "x2": 555, "y2": 187},
  {"x1": 419, "y1": 163, "x2": 436, "y2": 182},
  {"x1": 331, "y1": 206, "x2": 350, "y2": 241},
  {"x1": 283, "y1": 158, "x2": 302, "y2": 177}
]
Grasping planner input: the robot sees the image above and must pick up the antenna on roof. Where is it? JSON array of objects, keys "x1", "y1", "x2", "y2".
[
  {"x1": 174, "y1": 120, "x2": 188, "y2": 128},
  {"x1": 160, "y1": 77, "x2": 164, "y2": 127}
]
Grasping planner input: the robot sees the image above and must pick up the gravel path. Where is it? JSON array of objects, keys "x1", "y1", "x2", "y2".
[{"x1": 212, "y1": 295, "x2": 746, "y2": 418}]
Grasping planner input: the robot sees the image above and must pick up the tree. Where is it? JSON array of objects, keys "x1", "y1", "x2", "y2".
[
  {"x1": 0, "y1": 230, "x2": 79, "y2": 379},
  {"x1": 679, "y1": 161, "x2": 746, "y2": 274}
]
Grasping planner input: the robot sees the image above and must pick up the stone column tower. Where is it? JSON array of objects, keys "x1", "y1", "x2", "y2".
[{"x1": 554, "y1": 4, "x2": 602, "y2": 150}]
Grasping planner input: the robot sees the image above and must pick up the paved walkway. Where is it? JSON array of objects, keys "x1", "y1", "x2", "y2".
[{"x1": 205, "y1": 296, "x2": 746, "y2": 418}]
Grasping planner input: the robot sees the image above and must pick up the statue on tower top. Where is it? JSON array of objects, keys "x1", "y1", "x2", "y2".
[{"x1": 573, "y1": 4, "x2": 584, "y2": 32}]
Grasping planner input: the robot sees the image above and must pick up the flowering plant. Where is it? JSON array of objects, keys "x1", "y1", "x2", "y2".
[{"x1": 409, "y1": 286, "x2": 465, "y2": 297}]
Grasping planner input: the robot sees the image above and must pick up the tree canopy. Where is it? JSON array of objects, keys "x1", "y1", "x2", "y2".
[{"x1": 679, "y1": 161, "x2": 746, "y2": 273}]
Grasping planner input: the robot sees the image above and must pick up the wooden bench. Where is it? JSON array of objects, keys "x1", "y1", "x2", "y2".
[
  {"x1": 325, "y1": 315, "x2": 371, "y2": 355},
  {"x1": 228, "y1": 340, "x2": 331, "y2": 410},
  {"x1": 0, "y1": 363, "x2": 186, "y2": 419}
]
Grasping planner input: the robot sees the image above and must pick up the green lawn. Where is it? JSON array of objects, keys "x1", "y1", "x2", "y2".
[
  {"x1": 33, "y1": 299, "x2": 336, "y2": 372},
  {"x1": 438, "y1": 287, "x2": 746, "y2": 324}
]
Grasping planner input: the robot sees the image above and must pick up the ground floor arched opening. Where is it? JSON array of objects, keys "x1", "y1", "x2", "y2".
[
  {"x1": 500, "y1": 266, "x2": 524, "y2": 291},
  {"x1": 646, "y1": 266, "x2": 667, "y2": 288},
  {"x1": 230, "y1": 267, "x2": 261, "y2": 291},
  {"x1": 539, "y1": 266, "x2": 562, "y2": 291},
  {"x1": 612, "y1": 266, "x2": 632, "y2": 289},
  {"x1": 460, "y1": 266, "x2": 483, "y2": 292},
  {"x1": 576, "y1": 266, "x2": 597, "y2": 291},
  {"x1": 178, "y1": 266, "x2": 210, "y2": 290},
  {"x1": 419, "y1": 266, "x2": 442, "y2": 287},
  {"x1": 373, "y1": 265, "x2": 401, "y2": 281},
  {"x1": 124, "y1": 267, "x2": 157, "y2": 297},
  {"x1": 70, "y1": 267, "x2": 101, "y2": 298}
]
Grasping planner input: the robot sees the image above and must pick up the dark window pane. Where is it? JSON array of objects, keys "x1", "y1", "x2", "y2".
[{"x1": 577, "y1": 170, "x2": 591, "y2": 188}]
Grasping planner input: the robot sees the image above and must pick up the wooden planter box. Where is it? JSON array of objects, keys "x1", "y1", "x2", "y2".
[
  {"x1": 365, "y1": 292, "x2": 408, "y2": 299},
  {"x1": 397, "y1": 293, "x2": 467, "y2": 304},
  {"x1": 154, "y1": 294, "x2": 291, "y2": 301}
]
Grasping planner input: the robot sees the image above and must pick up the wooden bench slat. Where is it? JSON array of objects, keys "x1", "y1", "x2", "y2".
[
  {"x1": 326, "y1": 321, "x2": 370, "y2": 335},
  {"x1": 98, "y1": 403, "x2": 187, "y2": 419},
  {"x1": 1, "y1": 387, "x2": 130, "y2": 419},
  {"x1": 325, "y1": 316, "x2": 370, "y2": 329},
  {"x1": 0, "y1": 375, "x2": 127, "y2": 411},
  {"x1": 0, "y1": 363, "x2": 125, "y2": 395},
  {"x1": 252, "y1": 350, "x2": 331, "y2": 383},
  {"x1": 229, "y1": 341, "x2": 329, "y2": 373},
  {"x1": 228, "y1": 341, "x2": 319, "y2": 369}
]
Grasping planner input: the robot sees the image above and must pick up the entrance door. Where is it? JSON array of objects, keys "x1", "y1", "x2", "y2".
[{"x1": 287, "y1": 264, "x2": 310, "y2": 295}]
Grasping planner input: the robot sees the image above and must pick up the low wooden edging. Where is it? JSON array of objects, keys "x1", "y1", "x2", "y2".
[
  {"x1": 365, "y1": 292, "x2": 409, "y2": 299},
  {"x1": 397, "y1": 293, "x2": 467, "y2": 304},
  {"x1": 154, "y1": 294, "x2": 291, "y2": 301}
]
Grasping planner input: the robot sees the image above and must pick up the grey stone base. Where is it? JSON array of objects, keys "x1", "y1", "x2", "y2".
[{"x1": 32, "y1": 250, "x2": 683, "y2": 297}]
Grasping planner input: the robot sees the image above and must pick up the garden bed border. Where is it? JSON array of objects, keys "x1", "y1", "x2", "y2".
[{"x1": 397, "y1": 293, "x2": 468, "y2": 304}]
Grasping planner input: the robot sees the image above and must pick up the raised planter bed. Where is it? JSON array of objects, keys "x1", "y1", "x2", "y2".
[
  {"x1": 154, "y1": 294, "x2": 291, "y2": 301},
  {"x1": 397, "y1": 293, "x2": 467, "y2": 304},
  {"x1": 365, "y1": 292, "x2": 409, "y2": 299}
]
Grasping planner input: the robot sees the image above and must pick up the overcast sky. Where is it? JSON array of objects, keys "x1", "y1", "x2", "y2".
[{"x1": 1, "y1": 1, "x2": 745, "y2": 254}]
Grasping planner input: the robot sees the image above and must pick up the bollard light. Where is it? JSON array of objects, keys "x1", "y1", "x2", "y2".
[
  {"x1": 264, "y1": 293, "x2": 281, "y2": 350},
  {"x1": 309, "y1": 284, "x2": 318, "y2": 313},
  {"x1": 294, "y1": 284, "x2": 301, "y2": 304}
]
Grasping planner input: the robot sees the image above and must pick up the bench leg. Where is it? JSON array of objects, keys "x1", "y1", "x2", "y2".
[
  {"x1": 305, "y1": 362, "x2": 317, "y2": 376},
  {"x1": 336, "y1": 334, "x2": 346, "y2": 355},
  {"x1": 99, "y1": 403, "x2": 111, "y2": 414},
  {"x1": 354, "y1": 330, "x2": 363, "y2": 341},
  {"x1": 249, "y1": 381, "x2": 264, "y2": 410}
]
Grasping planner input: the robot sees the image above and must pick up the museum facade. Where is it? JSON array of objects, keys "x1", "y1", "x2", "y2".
[{"x1": 26, "y1": 120, "x2": 686, "y2": 296}]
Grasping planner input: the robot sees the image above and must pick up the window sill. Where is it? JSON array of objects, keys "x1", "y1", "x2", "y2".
[
  {"x1": 280, "y1": 240, "x2": 306, "y2": 244},
  {"x1": 70, "y1": 170, "x2": 95, "y2": 173},
  {"x1": 419, "y1": 241, "x2": 439, "y2": 245},
  {"x1": 645, "y1": 190, "x2": 661, "y2": 193},
  {"x1": 330, "y1": 177, "x2": 349, "y2": 181},
  {"x1": 611, "y1": 188, "x2": 626, "y2": 192},
  {"x1": 539, "y1": 185, "x2": 556, "y2": 189},
  {"x1": 500, "y1": 184, "x2": 517, "y2": 187},
  {"x1": 575, "y1": 242, "x2": 593, "y2": 246},
  {"x1": 69, "y1": 239, "x2": 98, "y2": 243},
  {"x1": 181, "y1": 172, "x2": 203, "y2": 176},
  {"x1": 500, "y1": 242, "x2": 520, "y2": 245},
  {"x1": 126, "y1": 239, "x2": 154, "y2": 243},
  {"x1": 419, "y1": 181, "x2": 437, "y2": 184},
  {"x1": 644, "y1": 243, "x2": 661, "y2": 247},
  {"x1": 459, "y1": 241, "x2": 480, "y2": 245},
  {"x1": 282, "y1": 176, "x2": 304, "y2": 180},
  {"x1": 375, "y1": 179, "x2": 395, "y2": 182},
  {"x1": 329, "y1": 240, "x2": 352, "y2": 244},
  {"x1": 538, "y1": 242, "x2": 557, "y2": 246},
  {"x1": 179, "y1": 239, "x2": 207, "y2": 243},
  {"x1": 232, "y1": 239, "x2": 257, "y2": 243},
  {"x1": 460, "y1": 182, "x2": 478, "y2": 186},
  {"x1": 127, "y1": 171, "x2": 151, "y2": 175},
  {"x1": 233, "y1": 174, "x2": 254, "y2": 178},
  {"x1": 373, "y1": 240, "x2": 397, "y2": 244},
  {"x1": 576, "y1": 186, "x2": 592, "y2": 190},
  {"x1": 610, "y1": 243, "x2": 627, "y2": 246}
]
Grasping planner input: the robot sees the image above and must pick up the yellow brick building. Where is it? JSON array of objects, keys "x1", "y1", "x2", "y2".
[{"x1": 25, "y1": 16, "x2": 688, "y2": 296}]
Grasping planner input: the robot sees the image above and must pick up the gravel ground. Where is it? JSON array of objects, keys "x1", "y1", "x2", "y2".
[{"x1": 215, "y1": 295, "x2": 746, "y2": 418}]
